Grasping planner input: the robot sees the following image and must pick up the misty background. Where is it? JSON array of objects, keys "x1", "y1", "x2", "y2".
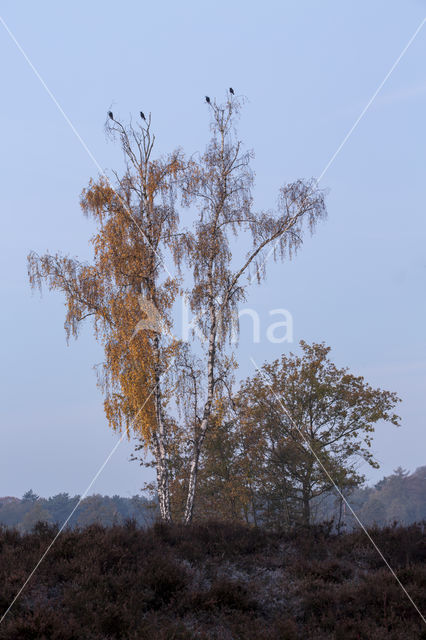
[{"x1": 0, "y1": 1, "x2": 425, "y2": 499}]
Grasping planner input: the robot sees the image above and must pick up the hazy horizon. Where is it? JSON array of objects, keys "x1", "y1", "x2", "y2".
[{"x1": 1, "y1": 1, "x2": 425, "y2": 499}]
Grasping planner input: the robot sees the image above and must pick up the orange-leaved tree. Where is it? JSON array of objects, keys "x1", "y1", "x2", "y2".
[{"x1": 28, "y1": 115, "x2": 183, "y2": 522}]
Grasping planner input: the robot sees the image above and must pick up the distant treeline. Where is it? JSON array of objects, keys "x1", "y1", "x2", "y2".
[
  {"x1": 0, "y1": 465, "x2": 424, "y2": 533},
  {"x1": 332, "y1": 465, "x2": 426, "y2": 529},
  {"x1": 0, "y1": 491, "x2": 157, "y2": 532},
  {"x1": 308, "y1": 465, "x2": 426, "y2": 530}
]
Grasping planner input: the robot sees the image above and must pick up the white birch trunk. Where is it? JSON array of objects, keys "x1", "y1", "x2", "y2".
[
  {"x1": 153, "y1": 333, "x2": 171, "y2": 522},
  {"x1": 184, "y1": 300, "x2": 216, "y2": 524}
]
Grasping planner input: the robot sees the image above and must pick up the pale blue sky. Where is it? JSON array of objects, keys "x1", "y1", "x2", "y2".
[{"x1": 0, "y1": 1, "x2": 425, "y2": 498}]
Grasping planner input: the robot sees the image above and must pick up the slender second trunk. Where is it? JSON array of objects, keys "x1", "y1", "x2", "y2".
[
  {"x1": 183, "y1": 427, "x2": 204, "y2": 524},
  {"x1": 183, "y1": 296, "x2": 216, "y2": 524}
]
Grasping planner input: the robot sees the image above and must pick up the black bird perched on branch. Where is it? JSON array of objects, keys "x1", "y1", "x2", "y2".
[
  {"x1": 229, "y1": 87, "x2": 234, "y2": 95},
  {"x1": 140, "y1": 111, "x2": 146, "y2": 121},
  {"x1": 205, "y1": 96, "x2": 210, "y2": 104},
  {"x1": 108, "y1": 111, "x2": 114, "y2": 120}
]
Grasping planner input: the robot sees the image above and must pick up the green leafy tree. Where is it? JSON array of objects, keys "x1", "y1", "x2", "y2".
[{"x1": 236, "y1": 341, "x2": 401, "y2": 526}]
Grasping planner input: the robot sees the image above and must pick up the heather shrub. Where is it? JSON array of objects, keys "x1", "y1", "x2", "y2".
[{"x1": 0, "y1": 520, "x2": 424, "y2": 639}]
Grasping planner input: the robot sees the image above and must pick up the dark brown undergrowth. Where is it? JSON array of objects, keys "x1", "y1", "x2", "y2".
[{"x1": 0, "y1": 520, "x2": 425, "y2": 639}]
